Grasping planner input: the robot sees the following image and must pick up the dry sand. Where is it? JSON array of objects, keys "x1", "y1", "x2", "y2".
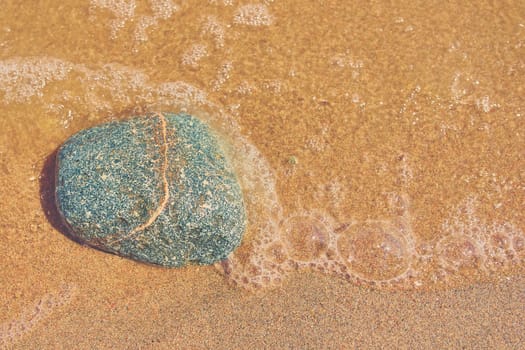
[{"x1": 1, "y1": 0, "x2": 524, "y2": 348}]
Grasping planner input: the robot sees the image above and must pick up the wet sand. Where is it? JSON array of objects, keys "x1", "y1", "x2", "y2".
[
  {"x1": 5, "y1": 272, "x2": 525, "y2": 348},
  {"x1": 1, "y1": 0, "x2": 524, "y2": 348}
]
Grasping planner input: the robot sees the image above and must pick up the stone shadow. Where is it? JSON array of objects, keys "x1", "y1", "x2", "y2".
[{"x1": 39, "y1": 148, "x2": 85, "y2": 245}]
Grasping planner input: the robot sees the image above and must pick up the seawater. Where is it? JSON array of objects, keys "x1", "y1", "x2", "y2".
[{"x1": 0, "y1": 0, "x2": 524, "y2": 295}]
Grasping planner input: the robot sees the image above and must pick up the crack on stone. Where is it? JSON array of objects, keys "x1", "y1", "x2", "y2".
[{"x1": 107, "y1": 112, "x2": 172, "y2": 245}]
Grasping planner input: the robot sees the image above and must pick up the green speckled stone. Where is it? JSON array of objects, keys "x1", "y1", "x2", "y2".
[{"x1": 55, "y1": 113, "x2": 246, "y2": 267}]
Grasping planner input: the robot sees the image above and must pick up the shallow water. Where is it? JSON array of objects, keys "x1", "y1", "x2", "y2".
[{"x1": 1, "y1": 0, "x2": 524, "y2": 347}]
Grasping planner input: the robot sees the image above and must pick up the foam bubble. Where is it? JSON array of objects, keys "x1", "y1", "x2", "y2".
[
  {"x1": 213, "y1": 147, "x2": 285, "y2": 290},
  {"x1": 484, "y1": 222, "x2": 521, "y2": 269},
  {"x1": 336, "y1": 220, "x2": 413, "y2": 281},
  {"x1": 264, "y1": 241, "x2": 288, "y2": 264},
  {"x1": 281, "y1": 214, "x2": 331, "y2": 262},
  {"x1": 280, "y1": 212, "x2": 334, "y2": 267},
  {"x1": 512, "y1": 234, "x2": 525, "y2": 260},
  {"x1": 439, "y1": 196, "x2": 525, "y2": 275},
  {"x1": 436, "y1": 234, "x2": 485, "y2": 274}
]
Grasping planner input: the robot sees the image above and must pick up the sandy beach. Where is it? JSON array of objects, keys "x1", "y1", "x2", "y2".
[{"x1": 1, "y1": 0, "x2": 524, "y2": 348}]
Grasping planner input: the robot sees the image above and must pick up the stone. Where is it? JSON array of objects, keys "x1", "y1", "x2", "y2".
[{"x1": 55, "y1": 112, "x2": 246, "y2": 267}]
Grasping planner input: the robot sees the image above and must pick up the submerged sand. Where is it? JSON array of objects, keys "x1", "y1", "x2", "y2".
[{"x1": 1, "y1": 0, "x2": 524, "y2": 348}]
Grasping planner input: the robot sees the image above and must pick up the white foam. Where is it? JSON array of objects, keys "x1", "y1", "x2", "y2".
[
  {"x1": 0, "y1": 57, "x2": 212, "y2": 116},
  {"x1": 134, "y1": 16, "x2": 158, "y2": 42},
  {"x1": 208, "y1": 0, "x2": 234, "y2": 5},
  {"x1": 181, "y1": 44, "x2": 208, "y2": 67},
  {"x1": 233, "y1": 4, "x2": 274, "y2": 26},
  {"x1": 155, "y1": 82, "x2": 208, "y2": 106},
  {"x1": 149, "y1": 0, "x2": 179, "y2": 19},
  {"x1": 201, "y1": 16, "x2": 226, "y2": 48},
  {"x1": 0, "y1": 284, "x2": 76, "y2": 348},
  {"x1": 329, "y1": 54, "x2": 364, "y2": 69},
  {"x1": 90, "y1": 0, "x2": 178, "y2": 41},
  {"x1": 212, "y1": 61, "x2": 233, "y2": 91},
  {"x1": 475, "y1": 95, "x2": 499, "y2": 113},
  {"x1": 0, "y1": 57, "x2": 73, "y2": 103},
  {"x1": 90, "y1": 0, "x2": 137, "y2": 39},
  {"x1": 438, "y1": 196, "x2": 525, "y2": 274},
  {"x1": 235, "y1": 81, "x2": 255, "y2": 95},
  {"x1": 450, "y1": 72, "x2": 468, "y2": 101},
  {"x1": 134, "y1": 1, "x2": 179, "y2": 42}
]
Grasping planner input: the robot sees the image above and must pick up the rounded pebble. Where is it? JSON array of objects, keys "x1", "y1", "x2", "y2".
[{"x1": 55, "y1": 112, "x2": 246, "y2": 267}]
